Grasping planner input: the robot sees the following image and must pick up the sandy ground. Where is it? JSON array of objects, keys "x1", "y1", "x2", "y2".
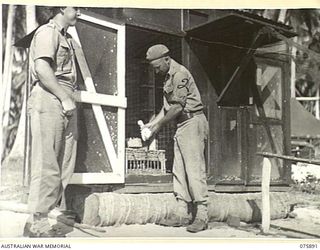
[
  {"x1": 0, "y1": 209, "x2": 280, "y2": 238},
  {"x1": 1, "y1": 184, "x2": 320, "y2": 239}
]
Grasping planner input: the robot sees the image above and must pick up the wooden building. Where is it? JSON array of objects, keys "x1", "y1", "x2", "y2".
[{"x1": 51, "y1": 9, "x2": 297, "y2": 193}]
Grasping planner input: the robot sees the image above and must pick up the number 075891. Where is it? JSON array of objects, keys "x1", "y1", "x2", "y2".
[{"x1": 300, "y1": 244, "x2": 318, "y2": 248}]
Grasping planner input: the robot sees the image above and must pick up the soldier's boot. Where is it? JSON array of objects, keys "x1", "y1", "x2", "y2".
[
  {"x1": 23, "y1": 213, "x2": 66, "y2": 238},
  {"x1": 186, "y1": 203, "x2": 208, "y2": 233},
  {"x1": 158, "y1": 200, "x2": 191, "y2": 227}
]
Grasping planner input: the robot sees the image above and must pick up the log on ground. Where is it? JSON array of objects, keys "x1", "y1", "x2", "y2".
[{"x1": 82, "y1": 192, "x2": 296, "y2": 226}]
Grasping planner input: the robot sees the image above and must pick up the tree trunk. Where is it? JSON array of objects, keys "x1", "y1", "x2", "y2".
[
  {"x1": 1, "y1": 5, "x2": 16, "y2": 185},
  {"x1": 1, "y1": 5, "x2": 15, "y2": 128},
  {"x1": 275, "y1": 10, "x2": 298, "y2": 100},
  {"x1": 277, "y1": 9, "x2": 287, "y2": 23},
  {"x1": 262, "y1": 9, "x2": 280, "y2": 21},
  {"x1": 1, "y1": 5, "x2": 37, "y2": 187},
  {"x1": 26, "y1": 5, "x2": 37, "y2": 33},
  {"x1": 81, "y1": 192, "x2": 295, "y2": 226}
]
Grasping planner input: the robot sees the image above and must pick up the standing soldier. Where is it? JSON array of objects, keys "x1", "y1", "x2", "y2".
[
  {"x1": 143, "y1": 44, "x2": 209, "y2": 233},
  {"x1": 24, "y1": 6, "x2": 80, "y2": 237}
]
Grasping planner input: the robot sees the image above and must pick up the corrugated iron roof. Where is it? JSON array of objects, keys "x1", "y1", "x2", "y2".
[
  {"x1": 186, "y1": 10, "x2": 296, "y2": 47},
  {"x1": 231, "y1": 9, "x2": 291, "y2": 29}
]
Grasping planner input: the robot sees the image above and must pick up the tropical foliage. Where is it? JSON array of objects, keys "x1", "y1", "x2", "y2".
[{"x1": 2, "y1": 5, "x2": 28, "y2": 161}]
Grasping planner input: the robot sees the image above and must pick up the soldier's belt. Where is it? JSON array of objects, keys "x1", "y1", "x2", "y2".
[
  {"x1": 177, "y1": 110, "x2": 203, "y2": 124},
  {"x1": 34, "y1": 81, "x2": 76, "y2": 94}
]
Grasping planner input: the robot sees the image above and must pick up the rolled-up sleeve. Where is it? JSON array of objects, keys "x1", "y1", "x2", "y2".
[
  {"x1": 170, "y1": 71, "x2": 189, "y2": 107},
  {"x1": 33, "y1": 27, "x2": 58, "y2": 62}
]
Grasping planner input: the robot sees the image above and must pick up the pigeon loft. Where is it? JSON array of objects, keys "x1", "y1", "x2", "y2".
[{"x1": 21, "y1": 9, "x2": 297, "y2": 193}]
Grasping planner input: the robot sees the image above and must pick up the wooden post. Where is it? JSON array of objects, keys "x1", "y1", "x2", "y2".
[
  {"x1": 23, "y1": 5, "x2": 37, "y2": 187},
  {"x1": 290, "y1": 37, "x2": 297, "y2": 98},
  {"x1": 23, "y1": 49, "x2": 32, "y2": 187},
  {"x1": 316, "y1": 88, "x2": 320, "y2": 120},
  {"x1": 261, "y1": 157, "x2": 272, "y2": 233},
  {"x1": 257, "y1": 151, "x2": 320, "y2": 165},
  {"x1": 2, "y1": 51, "x2": 14, "y2": 128}
]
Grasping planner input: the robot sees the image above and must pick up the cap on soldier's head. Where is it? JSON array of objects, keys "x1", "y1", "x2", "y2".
[{"x1": 146, "y1": 44, "x2": 170, "y2": 62}]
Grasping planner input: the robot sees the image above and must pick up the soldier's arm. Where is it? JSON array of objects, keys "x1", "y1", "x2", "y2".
[
  {"x1": 33, "y1": 27, "x2": 75, "y2": 112},
  {"x1": 149, "y1": 71, "x2": 188, "y2": 134},
  {"x1": 35, "y1": 58, "x2": 70, "y2": 102},
  {"x1": 150, "y1": 104, "x2": 182, "y2": 134},
  {"x1": 148, "y1": 106, "x2": 165, "y2": 125}
]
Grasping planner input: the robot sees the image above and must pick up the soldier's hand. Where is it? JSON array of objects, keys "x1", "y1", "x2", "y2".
[
  {"x1": 142, "y1": 122, "x2": 152, "y2": 130},
  {"x1": 139, "y1": 122, "x2": 153, "y2": 141},
  {"x1": 144, "y1": 123, "x2": 160, "y2": 136},
  {"x1": 150, "y1": 123, "x2": 160, "y2": 135},
  {"x1": 61, "y1": 97, "x2": 76, "y2": 116}
]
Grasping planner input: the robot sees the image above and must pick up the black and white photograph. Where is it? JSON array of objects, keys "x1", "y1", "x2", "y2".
[{"x1": 1, "y1": 4, "x2": 320, "y2": 241}]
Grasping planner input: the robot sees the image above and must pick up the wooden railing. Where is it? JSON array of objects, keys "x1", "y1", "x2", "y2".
[{"x1": 257, "y1": 151, "x2": 320, "y2": 233}]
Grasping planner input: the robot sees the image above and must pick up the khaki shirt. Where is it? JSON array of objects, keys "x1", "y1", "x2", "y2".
[
  {"x1": 30, "y1": 19, "x2": 77, "y2": 88},
  {"x1": 163, "y1": 59, "x2": 203, "y2": 113}
]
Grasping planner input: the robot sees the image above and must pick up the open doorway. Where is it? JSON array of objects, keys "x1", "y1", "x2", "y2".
[{"x1": 125, "y1": 26, "x2": 182, "y2": 175}]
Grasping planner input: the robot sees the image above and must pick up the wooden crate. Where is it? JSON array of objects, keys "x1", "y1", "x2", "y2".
[{"x1": 126, "y1": 148, "x2": 166, "y2": 174}]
